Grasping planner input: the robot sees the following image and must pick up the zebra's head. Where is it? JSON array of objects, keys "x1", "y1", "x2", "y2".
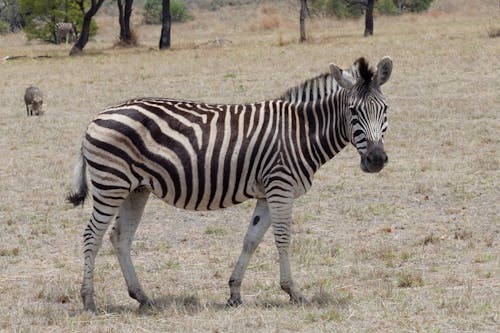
[{"x1": 330, "y1": 56, "x2": 393, "y2": 173}]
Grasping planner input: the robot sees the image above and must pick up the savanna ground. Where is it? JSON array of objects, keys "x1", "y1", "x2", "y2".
[{"x1": 0, "y1": 0, "x2": 498, "y2": 332}]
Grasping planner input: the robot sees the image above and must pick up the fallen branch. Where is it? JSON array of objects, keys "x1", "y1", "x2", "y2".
[
  {"x1": 3, "y1": 55, "x2": 53, "y2": 61},
  {"x1": 3, "y1": 55, "x2": 28, "y2": 61}
]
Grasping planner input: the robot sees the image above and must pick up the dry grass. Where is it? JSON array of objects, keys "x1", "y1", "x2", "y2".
[
  {"x1": 0, "y1": 0, "x2": 499, "y2": 332},
  {"x1": 259, "y1": 5, "x2": 282, "y2": 30}
]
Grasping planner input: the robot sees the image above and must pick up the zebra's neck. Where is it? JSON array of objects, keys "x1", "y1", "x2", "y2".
[{"x1": 289, "y1": 91, "x2": 350, "y2": 173}]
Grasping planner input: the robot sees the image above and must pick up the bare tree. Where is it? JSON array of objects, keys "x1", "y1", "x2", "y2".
[
  {"x1": 346, "y1": 0, "x2": 376, "y2": 36},
  {"x1": 299, "y1": 0, "x2": 309, "y2": 42},
  {"x1": 70, "y1": 0, "x2": 105, "y2": 55},
  {"x1": 159, "y1": 0, "x2": 171, "y2": 49},
  {"x1": 364, "y1": 0, "x2": 375, "y2": 36},
  {"x1": 117, "y1": 0, "x2": 134, "y2": 45}
]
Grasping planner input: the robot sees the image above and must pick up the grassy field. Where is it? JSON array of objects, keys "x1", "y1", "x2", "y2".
[{"x1": 0, "y1": 0, "x2": 498, "y2": 332}]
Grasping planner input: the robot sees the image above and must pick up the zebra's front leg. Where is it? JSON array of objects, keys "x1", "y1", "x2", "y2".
[
  {"x1": 267, "y1": 196, "x2": 307, "y2": 305},
  {"x1": 109, "y1": 188, "x2": 153, "y2": 309},
  {"x1": 227, "y1": 199, "x2": 272, "y2": 307}
]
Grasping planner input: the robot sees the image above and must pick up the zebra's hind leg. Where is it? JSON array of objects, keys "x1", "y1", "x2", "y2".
[
  {"x1": 227, "y1": 199, "x2": 272, "y2": 307},
  {"x1": 81, "y1": 191, "x2": 126, "y2": 313},
  {"x1": 109, "y1": 187, "x2": 153, "y2": 309}
]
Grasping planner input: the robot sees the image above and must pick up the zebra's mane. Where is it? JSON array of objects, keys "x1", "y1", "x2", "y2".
[
  {"x1": 354, "y1": 57, "x2": 374, "y2": 84},
  {"x1": 279, "y1": 72, "x2": 338, "y2": 102}
]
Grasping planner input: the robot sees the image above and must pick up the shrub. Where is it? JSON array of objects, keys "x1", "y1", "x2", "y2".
[
  {"x1": 396, "y1": 0, "x2": 435, "y2": 13},
  {"x1": 376, "y1": 0, "x2": 398, "y2": 15},
  {"x1": 170, "y1": 0, "x2": 192, "y2": 22},
  {"x1": 310, "y1": 0, "x2": 366, "y2": 18},
  {"x1": 0, "y1": 19, "x2": 10, "y2": 34},
  {"x1": 144, "y1": 0, "x2": 161, "y2": 24},
  {"x1": 0, "y1": 0, "x2": 24, "y2": 32},
  {"x1": 310, "y1": 0, "x2": 434, "y2": 17},
  {"x1": 144, "y1": 0, "x2": 192, "y2": 25}
]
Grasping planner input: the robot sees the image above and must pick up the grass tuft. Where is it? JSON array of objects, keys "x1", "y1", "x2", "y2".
[
  {"x1": 0, "y1": 248, "x2": 21, "y2": 256},
  {"x1": 454, "y1": 228, "x2": 472, "y2": 240},
  {"x1": 204, "y1": 226, "x2": 225, "y2": 236},
  {"x1": 114, "y1": 29, "x2": 139, "y2": 47},
  {"x1": 310, "y1": 286, "x2": 352, "y2": 308},
  {"x1": 414, "y1": 233, "x2": 441, "y2": 246},
  {"x1": 397, "y1": 270, "x2": 424, "y2": 288}
]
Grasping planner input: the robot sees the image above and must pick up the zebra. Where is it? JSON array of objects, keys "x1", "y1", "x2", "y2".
[
  {"x1": 67, "y1": 56, "x2": 393, "y2": 312},
  {"x1": 55, "y1": 22, "x2": 78, "y2": 44}
]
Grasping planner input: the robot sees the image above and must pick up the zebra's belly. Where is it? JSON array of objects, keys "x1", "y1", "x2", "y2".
[{"x1": 150, "y1": 179, "x2": 266, "y2": 212}]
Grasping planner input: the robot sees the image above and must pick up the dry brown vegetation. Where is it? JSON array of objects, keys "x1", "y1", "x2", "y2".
[{"x1": 0, "y1": 0, "x2": 498, "y2": 332}]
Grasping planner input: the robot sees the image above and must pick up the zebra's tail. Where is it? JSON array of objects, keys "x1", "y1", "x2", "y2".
[{"x1": 66, "y1": 148, "x2": 88, "y2": 207}]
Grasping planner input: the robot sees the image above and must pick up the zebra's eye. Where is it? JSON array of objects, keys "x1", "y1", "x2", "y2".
[{"x1": 349, "y1": 106, "x2": 357, "y2": 115}]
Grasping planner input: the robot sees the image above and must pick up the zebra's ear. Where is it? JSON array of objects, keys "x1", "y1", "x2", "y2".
[
  {"x1": 330, "y1": 63, "x2": 355, "y2": 89},
  {"x1": 376, "y1": 56, "x2": 393, "y2": 86}
]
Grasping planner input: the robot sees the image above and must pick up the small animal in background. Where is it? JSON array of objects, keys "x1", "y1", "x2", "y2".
[
  {"x1": 24, "y1": 86, "x2": 44, "y2": 116},
  {"x1": 55, "y1": 22, "x2": 78, "y2": 44}
]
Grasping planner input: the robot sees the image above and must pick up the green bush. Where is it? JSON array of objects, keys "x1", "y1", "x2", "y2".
[
  {"x1": 311, "y1": 0, "x2": 363, "y2": 18},
  {"x1": 0, "y1": 0, "x2": 24, "y2": 32},
  {"x1": 144, "y1": 0, "x2": 192, "y2": 25},
  {"x1": 0, "y1": 19, "x2": 10, "y2": 34},
  {"x1": 170, "y1": 0, "x2": 192, "y2": 22},
  {"x1": 20, "y1": 0, "x2": 97, "y2": 43},
  {"x1": 310, "y1": 0, "x2": 434, "y2": 18},
  {"x1": 376, "y1": 0, "x2": 398, "y2": 15},
  {"x1": 144, "y1": 0, "x2": 161, "y2": 24},
  {"x1": 401, "y1": 0, "x2": 434, "y2": 12}
]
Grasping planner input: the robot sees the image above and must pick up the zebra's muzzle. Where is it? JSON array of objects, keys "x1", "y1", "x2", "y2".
[{"x1": 360, "y1": 140, "x2": 388, "y2": 173}]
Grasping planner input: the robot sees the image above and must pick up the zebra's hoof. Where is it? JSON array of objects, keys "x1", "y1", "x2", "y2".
[
  {"x1": 226, "y1": 296, "x2": 243, "y2": 308},
  {"x1": 139, "y1": 298, "x2": 154, "y2": 310},
  {"x1": 82, "y1": 299, "x2": 97, "y2": 313}
]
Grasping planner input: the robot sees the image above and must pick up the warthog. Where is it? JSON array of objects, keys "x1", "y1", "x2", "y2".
[{"x1": 24, "y1": 86, "x2": 43, "y2": 116}]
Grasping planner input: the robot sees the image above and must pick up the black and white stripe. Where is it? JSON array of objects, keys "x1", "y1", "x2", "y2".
[
  {"x1": 55, "y1": 22, "x2": 78, "y2": 44},
  {"x1": 68, "y1": 56, "x2": 393, "y2": 312}
]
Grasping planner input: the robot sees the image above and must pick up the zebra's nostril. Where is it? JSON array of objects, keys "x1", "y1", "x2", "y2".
[{"x1": 384, "y1": 155, "x2": 389, "y2": 164}]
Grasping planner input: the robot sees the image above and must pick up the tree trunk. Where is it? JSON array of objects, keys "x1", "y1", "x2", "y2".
[
  {"x1": 364, "y1": 0, "x2": 374, "y2": 36},
  {"x1": 159, "y1": 0, "x2": 171, "y2": 50},
  {"x1": 118, "y1": 0, "x2": 134, "y2": 44},
  {"x1": 299, "y1": 0, "x2": 307, "y2": 42},
  {"x1": 70, "y1": 0, "x2": 105, "y2": 55}
]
